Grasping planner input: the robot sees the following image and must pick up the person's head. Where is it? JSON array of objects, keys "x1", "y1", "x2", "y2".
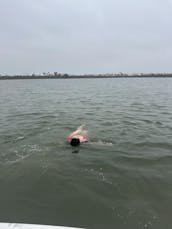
[{"x1": 70, "y1": 138, "x2": 80, "y2": 147}]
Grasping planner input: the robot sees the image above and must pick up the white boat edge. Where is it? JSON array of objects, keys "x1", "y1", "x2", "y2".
[{"x1": 0, "y1": 223, "x2": 85, "y2": 229}]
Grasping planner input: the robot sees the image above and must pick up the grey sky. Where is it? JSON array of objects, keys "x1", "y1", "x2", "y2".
[{"x1": 1, "y1": 0, "x2": 172, "y2": 74}]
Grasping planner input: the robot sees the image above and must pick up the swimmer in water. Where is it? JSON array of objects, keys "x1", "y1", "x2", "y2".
[{"x1": 68, "y1": 125, "x2": 88, "y2": 147}]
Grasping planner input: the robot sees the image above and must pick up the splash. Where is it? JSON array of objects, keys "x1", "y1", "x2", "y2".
[
  {"x1": 90, "y1": 140, "x2": 113, "y2": 146},
  {"x1": 77, "y1": 124, "x2": 86, "y2": 131}
]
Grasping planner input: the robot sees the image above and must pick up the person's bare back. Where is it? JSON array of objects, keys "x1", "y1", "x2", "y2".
[{"x1": 69, "y1": 125, "x2": 88, "y2": 146}]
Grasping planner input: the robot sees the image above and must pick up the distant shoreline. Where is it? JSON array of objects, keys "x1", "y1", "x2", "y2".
[{"x1": 0, "y1": 74, "x2": 172, "y2": 80}]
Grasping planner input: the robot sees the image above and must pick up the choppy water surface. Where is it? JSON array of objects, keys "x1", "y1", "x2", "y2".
[{"x1": 0, "y1": 78, "x2": 172, "y2": 229}]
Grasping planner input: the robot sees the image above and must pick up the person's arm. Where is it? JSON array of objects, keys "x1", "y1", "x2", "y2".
[
  {"x1": 81, "y1": 130, "x2": 88, "y2": 139},
  {"x1": 69, "y1": 130, "x2": 81, "y2": 138}
]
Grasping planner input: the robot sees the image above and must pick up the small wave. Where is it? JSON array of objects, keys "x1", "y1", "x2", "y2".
[
  {"x1": 134, "y1": 142, "x2": 172, "y2": 150},
  {"x1": 82, "y1": 167, "x2": 113, "y2": 185},
  {"x1": 120, "y1": 153, "x2": 172, "y2": 169},
  {"x1": 121, "y1": 141, "x2": 172, "y2": 151},
  {"x1": 102, "y1": 121, "x2": 113, "y2": 126},
  {"x1": 10, "y1": 112, "x2": 42, "y2": 118},
  {"x1": 3, "y1": 135, "x2": 25, "y2": 144},
  {"x1": 39, "y1": 114, "x2": 59, "y2": 119},
  {"x1": 160, "y1": 111, "x2": 171, "y2": 115},
  {"x1": 89, "y1": 140, "x2": 113, "y2": 147},
  {"x1": 15, "y1": 136, "x2": 25, "y2": 141},
  {"x1": 0, "y1": 150, "x2": 27, "y2": 164},
  {"x1": 0, "y1": 144, "x2": 41, "y2": 164}
]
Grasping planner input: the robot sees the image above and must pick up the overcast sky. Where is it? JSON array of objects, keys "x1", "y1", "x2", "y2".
[{"x1": 1, "y1": 0, "x2": 172, "y2": 74}]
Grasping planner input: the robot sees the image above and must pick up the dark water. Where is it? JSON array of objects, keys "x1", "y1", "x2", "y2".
[{"x1": 0, "y1": 78, "x2": 172, "y2": 229}]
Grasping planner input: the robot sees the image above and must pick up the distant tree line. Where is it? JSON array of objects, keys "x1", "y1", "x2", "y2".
[{"x1": 0, "y1": 72, "x2": 172, "y2": 80}]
